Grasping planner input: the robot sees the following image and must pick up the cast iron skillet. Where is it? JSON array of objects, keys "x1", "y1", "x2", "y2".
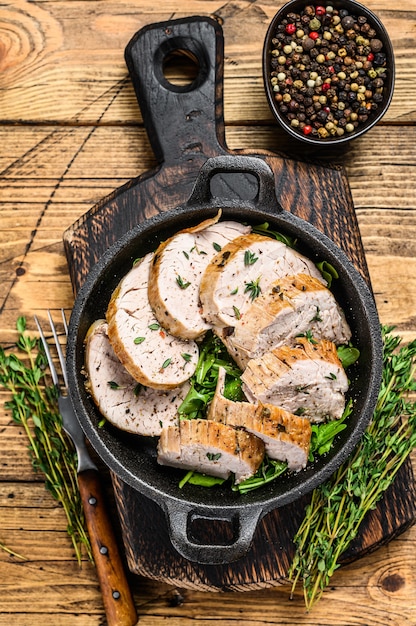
[{"x1": 67, "y1": 154, "x2": 383, "y2": 565}]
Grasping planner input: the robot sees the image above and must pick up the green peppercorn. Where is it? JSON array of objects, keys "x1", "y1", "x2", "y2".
[{"x1": 309, "y1": 17, "x2": 321, "y2": 30}]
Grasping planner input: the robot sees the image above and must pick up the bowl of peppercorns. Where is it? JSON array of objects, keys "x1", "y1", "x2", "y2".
[{"x1": 263, "y1": 0, "x2": 395, "y2": 144}]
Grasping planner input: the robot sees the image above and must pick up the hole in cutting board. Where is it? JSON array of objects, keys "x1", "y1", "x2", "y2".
[{"x1": 163, "y1": 49, "x2": 200, "y2": 88}]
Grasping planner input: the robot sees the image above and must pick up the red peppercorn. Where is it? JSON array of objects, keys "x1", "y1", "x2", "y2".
[
  {"x1": 309, "y1": 31, "x2": 319, "y2": 40},
  {"x1": 322, "y1": 83, "x2": 331, "y2": 91},
  {"x1": 328, "y1": 65, "x2": 335, "y2": 73},
  {"x1": 285, "y1": 23, "x2": 296, "y2": 35},
  {"x1": 315, "y1": 6, "x2": 326, "y2": 16},
  {"x1": 367, "y1": 52, "x2": 375, "y2": 62},
  {"x1": 303, "y1": 125, "x2": 313, "y2": 135}
]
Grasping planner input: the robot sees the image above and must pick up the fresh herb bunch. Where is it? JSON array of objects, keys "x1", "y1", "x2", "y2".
[
  {"x1": 0, "y1": 317, "x2": 92, "y2": 565},
  {"x1": 289, "y1": 325, "x2": 416, "y2": 611}
]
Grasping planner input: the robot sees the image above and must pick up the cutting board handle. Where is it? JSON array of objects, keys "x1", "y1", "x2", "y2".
[{"x1": 125, "y1": 16, "x2": 227, "y2": 165}]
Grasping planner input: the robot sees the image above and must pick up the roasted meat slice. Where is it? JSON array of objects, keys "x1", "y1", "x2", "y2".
[
  {"x1": 241, "y1": 338, "x2": 349, "y2": 422},
  {"x1": 148, "y1": 215, "x2": 250, "y2": 340},
  {"x1": 84, "y1": 320, "x2": 189, "y2": 436},
  {"x1": 207, "y1": 368, "x2": 311, "y2": 471},
  {"x1": 219, "y1": 273, "x2": 351, "y2": 369},
  {"x1": 199, "y1": 233, "x2": 325, "y2": 328},
  {"x1": 157, "y1": 418, "x2": 265, "y2": 484},
  {"x1": 107, "y1": 253, "x2": 199, "y2": 389}
]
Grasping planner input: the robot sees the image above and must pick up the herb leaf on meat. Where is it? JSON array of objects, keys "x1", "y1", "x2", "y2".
[{"x1": 244, "y1": 277, "x2": 261, "y2": 301}]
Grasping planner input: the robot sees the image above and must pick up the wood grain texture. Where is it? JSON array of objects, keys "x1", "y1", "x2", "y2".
[
  {"x1": 1, "y1": 0, "x2": 416, "y2": 623},
  {"x1": 0, "y1": 1, "x2": 414, "y2": 124}
]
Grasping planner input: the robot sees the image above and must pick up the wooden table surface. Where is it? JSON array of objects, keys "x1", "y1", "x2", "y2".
[{"x1": 1, "y1": 1, "x2": 415, "y2": 624}]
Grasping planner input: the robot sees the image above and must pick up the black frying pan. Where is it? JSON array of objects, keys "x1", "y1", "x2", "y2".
[{"x1": 67, "y1": 154, "x2": 382, "y2": 565}]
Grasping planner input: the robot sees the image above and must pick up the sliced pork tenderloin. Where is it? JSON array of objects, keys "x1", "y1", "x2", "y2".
[
  {"x1": 84, "y1": 320, "x2": 189, "y2": 436},
  {"x1": 219, "y1": 273, "x2": 351, "y2": 369},
  {"x1": 199, "y1": 233, "x2": 326, "y2": 328},
  {"x1": 107, "y1": 253, "x2": 199, "y2": 389},
  {"x1": 148, "y1": 214, "x2": 251, "y2": 340},
  {"x1": 207, "y1": 368, "x2": 311, "y2": 471},
  {"x1": 157, "y1": 418, "x2": 265, "y2": 484},
  {"x1": 241, "y1": 337, "x2": 348, "y2": 422}
]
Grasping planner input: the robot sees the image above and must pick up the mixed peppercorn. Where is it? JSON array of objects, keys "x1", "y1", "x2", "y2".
[{"x1": 267, "y1": 3, "x2": 389, "y2": 140}]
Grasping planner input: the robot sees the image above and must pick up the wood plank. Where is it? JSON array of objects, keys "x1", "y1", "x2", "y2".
[
  {"x1": 1, "y1": 125, "x2": 416, "y2": 210},
  {"x1": 0, "y1": 533, "x2": 414, "y2": 624},
  {"x1": 0, "y1": 2, "x2": 413, "y2": 124}
]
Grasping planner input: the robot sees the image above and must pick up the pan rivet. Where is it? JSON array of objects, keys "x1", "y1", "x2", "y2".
[
  {"x1": 88, "y1": 496, "x2": 97, "y2": 505},
  {"x1": 112, "y1": 591, "x2": 121, "y2": 600},
  {"x1": 99, "y1": 545, "x2": 108, "y2": 555}
]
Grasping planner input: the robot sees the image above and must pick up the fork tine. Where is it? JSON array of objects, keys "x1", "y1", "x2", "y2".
[
  {"x1": 34, "y1": 315, "x2": 60, "y2": 388},
  {"x1": 47, "y1": 310, "x2": 69, "y2": 389},
  {"x1": 61, "y1": 308, "x2": 68, "y2": 337}
]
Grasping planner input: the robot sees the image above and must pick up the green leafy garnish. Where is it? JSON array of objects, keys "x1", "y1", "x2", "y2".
[
  {"x1": 252, "y1": 222, "x2": 297, "y2": 247},
  {"x1": 206, "y1": 452, "x2": 222, "y2": 461},
  {"x1": 308, "y1": 401, "x2": 352, "y2": 462},
  {"x1": 233, "y1": 305, "x2": 241, "y2": 320},
  {"x1": 233, "y1": 457, "x2": 288, "y2": 494},
  {"x1": 179, "y1": 471, "x2": 226, "y2": 488},
  {"x1": 337, "y1": 344, "x2": 360, "y2": 368},
  {"x1": 296, "y1": 330, "x2": 318, "y2": 344},
  {"x1": 178, "y1": 332, "x2": 242, "y2": 421},
  {"x1": 176, "y1": 275, "x2": 191, "y2": 289},
  {"x1": 316, "y1": 260, "x2": 339, "y2": 288}
]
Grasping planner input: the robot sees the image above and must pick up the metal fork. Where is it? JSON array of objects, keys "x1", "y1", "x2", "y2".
[{"x1": 35, "y1": 310, "x2": 137, "y2": 626}]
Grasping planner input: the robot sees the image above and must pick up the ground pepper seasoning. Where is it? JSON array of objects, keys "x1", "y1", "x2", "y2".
[{"x1": 267, "y1": 4, "x2": 389, "y2": 139}]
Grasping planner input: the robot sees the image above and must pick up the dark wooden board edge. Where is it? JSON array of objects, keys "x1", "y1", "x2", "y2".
[{"x1": 112, "y1": 460, "x2": 416, "y2": 591}]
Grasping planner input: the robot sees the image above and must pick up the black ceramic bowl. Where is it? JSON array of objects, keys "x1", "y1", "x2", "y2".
[
  {"x1": 263, "y1": 0, "x2": 395, "y2": 145},
  {"x1": 67, "y1": 155, "x2": 383, "y2": 565}
]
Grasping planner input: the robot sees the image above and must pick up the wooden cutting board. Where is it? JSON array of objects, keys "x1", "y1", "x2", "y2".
[{"x1": 63, "y1": 16, "x2": 416, "y2": 590}]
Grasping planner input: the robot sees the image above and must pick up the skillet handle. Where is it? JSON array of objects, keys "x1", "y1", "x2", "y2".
[
  {"x1": 164, "y1": 501, "x2": 263, "y2": 565},
  {"x1": 186, "y1": 154, "x2": 282, "y2": 213}
]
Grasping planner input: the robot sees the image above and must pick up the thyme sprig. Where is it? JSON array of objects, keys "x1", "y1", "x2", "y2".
[
  {"x1": 0, "y1": 317, "x2": 92, "y2": 565},
  {"x1": 289, "y1": 325, "x2": 416, "y2": 611},
  {"x1": 0, "y1": 541, "x2": 26, "y2": 560}
]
